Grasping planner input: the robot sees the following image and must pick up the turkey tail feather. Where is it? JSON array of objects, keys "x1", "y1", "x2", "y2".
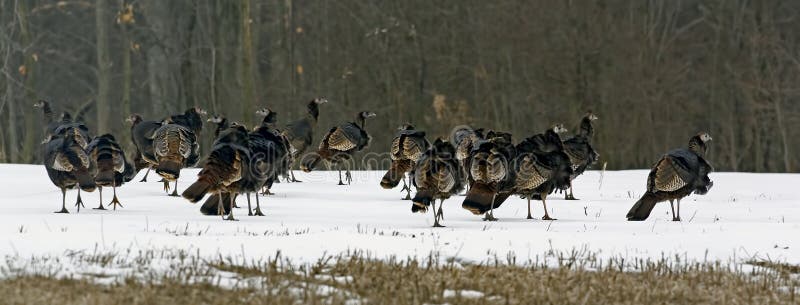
[
  {"x1": 300, "y1": 153, "x2": 323, "y2": 172},
  {"x1": 75, "y1": 170, "x2": 97, "y2": 192},
  {"x1": 411, "y1": 190, "x2": 433, "y2": 213},
  {"x1": 381, "y1": 160, "x2": 411, "y2": 189},
  {"x1": 199, "y1": 193, "x2": 232, "y2": 215},
  {"x1": 182, "y1": 178, "x2": 212, "y2": 203},
  {"x1": 626, "y1": 192, "x2": 665, "y2": 221},
  {"x1": 462, "y1": 183, "x2": 495, "y2": 215},
  {"x1": 156, "y1": 160, "x2": 182, "y2": 180}
]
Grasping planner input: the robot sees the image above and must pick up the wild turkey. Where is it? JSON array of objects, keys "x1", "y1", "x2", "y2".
[
  {"x1": 450, "y1": 126, "x2": 485, "y2": 194},
  {"x1": 256, "y1": 108, "x2": 291, "y2": 194},
  {"x1": 148, "y1": 107, "x2": 204, "y2": 195},
  {"x1": 561, "y1": 112, "x2": 599, "y2": 200},
  {"x1": 461, "y1": 130, "x2": 516, "y2": 221},
  {"x1": 513, "y1": 135, "x2": 574, "y2": 220},
  {"x1": 128, "y1": 114, "x2": 161, "y2": 182},
  {"x1": 282, "y1": 97, "x2": 328, "y2": 182},
  {"x1": 241, "y1": 110, "x2": 290, "y2": 215},
  {"x1": 410, "y1": 138, "x2": 463, "y2": 227},
  {"x1": 86, "y1": 134, "x2": 135, "y2": 210},
  {"x1": 44, "y1": 124, "x2": 97, "y2": 213},
  {"x1": 183, "y1": 124, "x2": 250, "y2": 220},
  {"x1": 381, "y1": 123, "x2": 429, "y2": 200},
  {"x1": 301, "y1": 111, "x2": 375, "y2": 185},
  {"x1": 208, "y1": 115, "x2": 230, "y2": 138},
  {"x1": 627, "y1": 132, "x2": 714, "y2": 221}
]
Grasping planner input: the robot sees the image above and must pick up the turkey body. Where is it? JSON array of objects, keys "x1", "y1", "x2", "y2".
[
  {"x1": 626, "y1": 133, "x2": 714, "y2": 221},
  {"x1": 183, "y1": 125, "x2": 250, "y2": 220},
  {"x1": 87, "y1": 134, "x2": 135, "y2": 210},
  {"x1": 381, "y1": 124, "x2": 429, "y2": 199},
  {"x1": 410, "y1": 138, "x2": 463, "y2": 227},
  {"x1": 44, "y1": 123, "x2": 97, "y2": 214},
  {"x1": 282, "y1": 98, "x2": 327, "y2": 182},
  {"x1": 237, "y1": 123, "x2": 291, "y2": 216},
  {"x1": 561, "y1": 113, "x2": 599, "y2": 200},
  {"x1": 129, "y1": 114, "x2": 162, "y2": 181},
  {"x1": 151, "y1": 109, "x2": 202, "y2": 196},
  {"x1": 301, "y1": 111, "x2": 375, "y2": 185},
  {"x1": 461, "y1": 131, "x2": 516, "y2": 221},
  {"x1": 513, "y1": 135, "x2": 573, "y2": 220}
]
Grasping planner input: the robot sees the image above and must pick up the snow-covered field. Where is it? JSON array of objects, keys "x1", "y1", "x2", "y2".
[{"x1": 1, "y1": 163, "x2": 798, "y2": 269}]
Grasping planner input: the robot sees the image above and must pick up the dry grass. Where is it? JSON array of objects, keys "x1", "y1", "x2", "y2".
[{"x1": 0, "y1": 251, "x2": 798, "y2": 305}]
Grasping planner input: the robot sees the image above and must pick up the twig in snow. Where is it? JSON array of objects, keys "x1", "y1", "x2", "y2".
[
  {"x1": 598, "y1": 162, "x2": 607, "y2": 190},
  {"x1": 688, "y1": 211, "x2": 698, "y2": 222}
]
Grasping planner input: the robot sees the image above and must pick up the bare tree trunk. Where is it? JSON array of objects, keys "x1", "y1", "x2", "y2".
[
  {"x1": 0, "y1": 0, "x2": 15, "y2": 162},
  {"x1": 773, "y1": 95, "x2": 791, "y2": 172},
  {"x1": 119, "y1": 0, "x2": 132, "y2": 117},
  {"x1": 17, "y1": 0, "x2": 37, "y2": 163},
  {"x1": 240, "y1": 0, "x2": 256, "y2": 126},
  {"x1": 144, "y1": 0, "x2": 174, "y2": 115},
  {"x1": 95, "y1": 0, "x2": 111, "y2": 134}
]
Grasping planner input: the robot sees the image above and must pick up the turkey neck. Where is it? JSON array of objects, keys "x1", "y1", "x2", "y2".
[
  {"x1": 307, "y1": 101, "x2": 320, "y2": 122},
  {"x1": 186, "y1": 112, "x2": 204, "y2": 134},
  {"x1": 40, "y1": 102, "x2": 54, "y2": 124},
  {"x1": 688, "y1": 136, "x2": 707, "y2": 157},
  {"x1": 261, "y1": 112, "x2": 277, "y2": 128},
  {"x1": 578, "y1": 117, "x2": 594, "y2": 139},
  {"x1": 359, "y1": 116, "x2": 367, "y2": 130},
  {"x1": 213, "y1": 118, "x2": 229, "y2": 138}
]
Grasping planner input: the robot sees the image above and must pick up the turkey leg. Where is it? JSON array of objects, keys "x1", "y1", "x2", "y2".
[
  {"x1": 541, "y1": 193, "x2": 557, "y2": 220},
  {"x1": 94, "y1": 187, "x2": 107, "y2": 210},
  {"x1": 168, "y1": 180, "x2": 179, "y2": 197},
  {"x1": 400, "y1": 174, "x2": 412, "y2": 200},
  {"x1": 483, "y1": 193, "x2": 498, "y2": 221},
  {"x1": 253, "y1": 192, "x2": 265, "y2": 216},
  {"x1": 55, "y1": 187, "x2": 69, "y2": 213},
  {"x1": 246, "y1": 193, "x2": 253, "y2": 216},
  {"x1": 224, "y1": 193, "x2": 238, "y2": 221},
  {"x1": 526, "y1": 197, "x2": 534, "y2": 219}
]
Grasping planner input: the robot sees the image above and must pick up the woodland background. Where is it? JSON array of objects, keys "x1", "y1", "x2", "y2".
[{"x1": 1, "y1": 0, "x2": 799, "y2": 172}]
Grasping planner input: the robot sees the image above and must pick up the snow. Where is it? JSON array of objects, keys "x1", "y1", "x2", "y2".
[
  {"x1": 443, "y1": 289, "x2": 485, "y2": 299},
  {"x1": 1, "y1": 163, "x2": 799, "y2": 272}
]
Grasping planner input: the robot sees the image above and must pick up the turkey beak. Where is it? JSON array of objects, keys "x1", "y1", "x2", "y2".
[{"x1": 367, "y1": 112, "x2": 376, "y2": 118}]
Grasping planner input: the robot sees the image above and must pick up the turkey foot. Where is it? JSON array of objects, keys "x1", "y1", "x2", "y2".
[
  {"x1": 74, "y1": 191, "x2": 86, "y2": 212},
  {"x1": 139, "y1": 168, "x2": 151, "y2": 182},
  {"x1": 168, "y1": 181, "x2": 179, "y2": 197},
  {"x1": 108, "y1": 187, "x2": 123, "y2": 210}
]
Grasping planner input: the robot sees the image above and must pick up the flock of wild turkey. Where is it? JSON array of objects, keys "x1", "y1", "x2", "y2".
[{"x1": 34, "y1": 98, "x2": 714, "y2": 226}]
